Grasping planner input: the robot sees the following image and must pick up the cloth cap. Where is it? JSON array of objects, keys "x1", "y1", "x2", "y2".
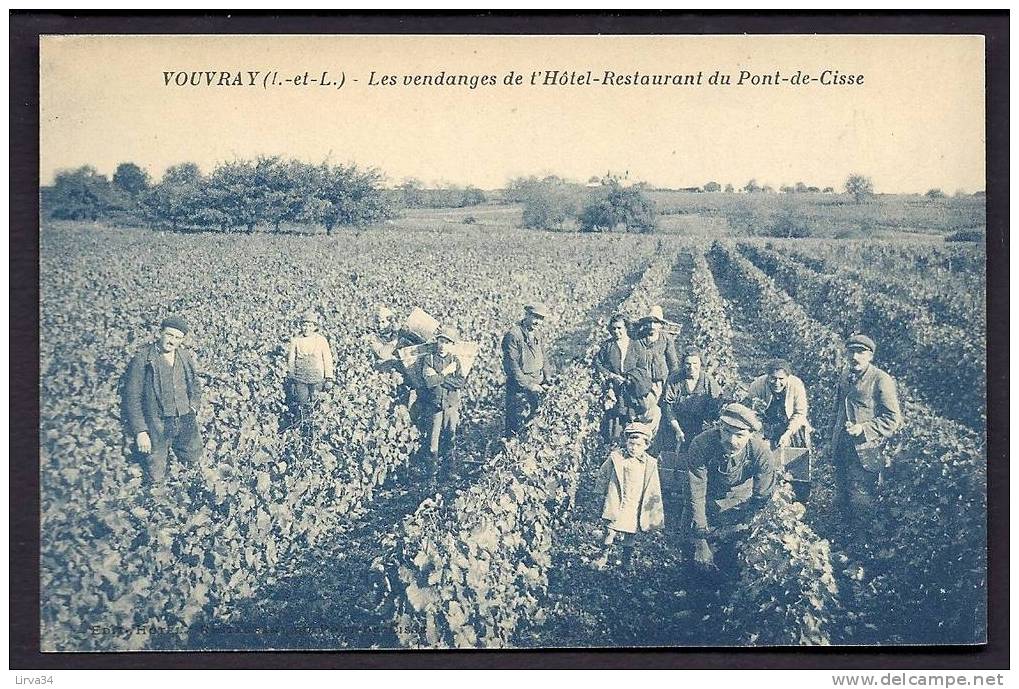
[
  {"x1": 300, "y1": 310, "x2": 319, "y2": 324},
  {"x1": 623, "y1": 423, "x2": 650, "y2": 440},
  {"x1": 719, "y1": 403, "x2": 762, "y2": 432},
  {"x1": 160, "y1": 315, "x2": 190, "y2": 335},
  {"x1": 525, "y1": 302, "x2": 551, "y2": 319},
  {"x1": 643, "y1": 304, "x2": 667, "y2": 324},
  {"x1": 435, "y1": 325, "x2": 458, "y2": 342},
  {"x1": 845, "y1": 334, "x2": 876, "y2": 353}
]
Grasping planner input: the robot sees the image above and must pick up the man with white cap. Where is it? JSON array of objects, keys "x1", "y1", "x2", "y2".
[
  {"x1": 829, "y1": 334, "x2": 902, "y2": 531},
  {"x1": 686, "y1": 402, "x2": 779, "y2": 570},
  {"x1": 123, "y1": 314, "x2": 204, "y2": 486},
  {"x1": 501, "y1": 302, "x2": 554, "y2": 437},
  {"x1": 418, "y1": 325, "x2": 467, "y2": 485}
]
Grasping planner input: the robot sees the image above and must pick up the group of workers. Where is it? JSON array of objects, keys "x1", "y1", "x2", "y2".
[
  {"x1": 588, "y1": 305, "x2": 902, "y2": 571},
  {"x1": 122, "y1": 299, "x2": 902, "y2": 574}
]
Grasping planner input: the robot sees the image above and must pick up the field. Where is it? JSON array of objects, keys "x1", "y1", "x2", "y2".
[{"x1": 39, "y1": 212, "x2": 987, "y2": 650}]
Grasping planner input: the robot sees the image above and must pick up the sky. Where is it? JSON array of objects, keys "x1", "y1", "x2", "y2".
[{"x1": 40, "y1": 34, "x2": 985, "y2": 193}]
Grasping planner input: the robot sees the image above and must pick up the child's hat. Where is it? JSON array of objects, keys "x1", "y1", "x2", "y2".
[
  {"x1": 623, "y1": 423, "x2": 650, "y2": 440},
  {"x1": 300, "y1": 310, "x2": 319, "y2": 324}
]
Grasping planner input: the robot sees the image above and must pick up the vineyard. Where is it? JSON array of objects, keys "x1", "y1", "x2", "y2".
[{"x1": 39, "y1": 219, "x2": 987, "y2": 650}]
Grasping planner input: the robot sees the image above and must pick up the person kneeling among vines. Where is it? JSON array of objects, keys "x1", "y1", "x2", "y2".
[
  {"x1": 687, "y1": 403, "x2": 780, "y2": 573},
  {"x1": 418, "y1": 325, "x2": 466, "y2": 487},
  {"x1": 594, "y1": 423, "x2": 665, "y2": 572}
]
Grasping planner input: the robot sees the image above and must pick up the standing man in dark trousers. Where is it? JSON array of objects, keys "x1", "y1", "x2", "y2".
[
  {"x1": 123, "y1": 315, "x2": 204, "y2": 490},
  {"x1": 502, "y1": 302, "x2": 553, "y2": 438},
  {"x1": 829, "y1": 334, "x2": 903, "y2": 534},
  {"x1": 419, "y1": 325, "x2": 467, "y2": 486}
]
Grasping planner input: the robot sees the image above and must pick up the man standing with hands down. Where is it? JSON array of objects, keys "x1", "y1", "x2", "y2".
[
  {"x1": 123, "y1": 315, "x2": 204, "y2": 488},
  {"x1": 829, "y1": 334, "x2": 902, "y2": 532},
  {"x1": 502, "y1": 303, "x2": 554, "y2": 438}
]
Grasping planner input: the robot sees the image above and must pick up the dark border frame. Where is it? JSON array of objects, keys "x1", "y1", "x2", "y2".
[{"x1": 10, "y1": 11, "x2": 1009, "y2": 670}]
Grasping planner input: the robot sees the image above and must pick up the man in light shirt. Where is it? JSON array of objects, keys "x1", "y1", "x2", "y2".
[{"x1": 286, "y1": 310, "x2": 335, "y2": 415}]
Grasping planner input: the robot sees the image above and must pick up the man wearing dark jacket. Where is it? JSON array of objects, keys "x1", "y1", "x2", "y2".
[
  {"x1": 123, "y1": 315, "x2": 204, "y2": 485},
  {"x1": 829, "y1": 334, "x2": 903, "y2": 529},
  {"x1": 419, "y1": 325, "x2": 467, "y2": 484},
  {"x1": 502, "y1": 303, "x2": 554, "y2": 437},
  {"x1": 687, "y1": 403, "x2": 779, "y2": 571}
]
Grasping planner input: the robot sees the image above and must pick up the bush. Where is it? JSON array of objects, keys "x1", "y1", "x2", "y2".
[
  {"x1": 762, "y1": 205, "x2": 815, "y2": 238},
  {"x1": 579, "y1": 182, "x2": 657, "y2": 233},
  {"x1": 945, "y1": 228, "x2": 984, "y2": 242},
  {"x1": 925, "y1": 188, "x2": 947, "y2": 199}
]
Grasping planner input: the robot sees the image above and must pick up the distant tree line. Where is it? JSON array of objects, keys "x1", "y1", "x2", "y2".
[
  {"x1": 393, "y1": 178, "x2": 487, "y2": 209},
  {"x1": 42, "y1": 158, "x2": 395, "y2": 233}
]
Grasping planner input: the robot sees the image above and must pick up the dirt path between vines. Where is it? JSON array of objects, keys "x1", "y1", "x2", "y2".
[
  {"x1": 516, "y1": 250, "x2": 737, "y2": 648},
  {"x1": 171, "y1": 262, "x2": 649, "y2": 650}
]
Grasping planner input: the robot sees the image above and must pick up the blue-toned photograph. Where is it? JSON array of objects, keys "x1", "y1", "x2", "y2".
[{"x1": 36, "y1": 33, "x2": 987, "y2": 652}]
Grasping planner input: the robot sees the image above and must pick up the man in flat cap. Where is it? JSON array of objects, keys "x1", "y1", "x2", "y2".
[
  {"x1": 502, "y1": 302, "x2": 554, "y2": 438},
  {"x1": 686, "y1": 403, "x2": 779, "y2": 571},
  {"x1": 829, "y1": 334, "x2": 902, "y2": 531},
  {"x1": 123, "y1": 314, "x2": 204, "y2": 487},
  {"x1": 418, "y1": 325, "x2": 467, "y2": 486}
]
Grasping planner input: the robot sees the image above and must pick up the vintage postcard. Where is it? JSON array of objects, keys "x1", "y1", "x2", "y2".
[{"x1": 35, "y1": 32, "x2": 988, "y2": 653}]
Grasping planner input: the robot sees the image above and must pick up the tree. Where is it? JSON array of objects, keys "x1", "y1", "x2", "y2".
[
  {"x1": 579, "y1": 181, "x2": 657, "y2": 233},
  {"x1": 112, "y1": 163, "x2": 151, "y2": 196},
  {"x1": 743, "y1": 179, "x2": 761, "y2": 193},
  {"x1": 144, "y1": 162, "x2": 209, "y2": 230},
  {"x1": 844, "y1": 174, "x2": 874, "y2": 203},
  {"x1": 47, "y1": 166, "x2": 120, "y2": 221},
  {"x1": 204, "y1": 159, "x2": 261, "y2": 232},
  {"x1": 795, "y1": 181, "x2": 809, "y2": 193},
  {"x1": 704, "y1": 181, "x2": 721, "y2": 192},
  {"x1": 724, "y1": 183, "x2": 735, "y2": 193},
  {"x1": 311, "y1": 163, "x2": 394, "y2": 233},
  {"x1": 518, "y1": 177, "x2": 581, "y2": 231},
  {"x1": 925, "y1": 188, "x2": 946, "y2": 199}
]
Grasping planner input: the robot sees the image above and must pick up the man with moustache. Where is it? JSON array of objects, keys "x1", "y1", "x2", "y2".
[
  {"x1": 502, "y1": 302, "x2": 554, "y2": 438},
  {"x1": 686, "y1": 403, "x2": 779, "y2": 571},
  {"x1": 829, "y1": 334, "x2": 903, "y2": 532},
  {"x1": 123, "y1": 315, "x2": 204, "y2": 487}
]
